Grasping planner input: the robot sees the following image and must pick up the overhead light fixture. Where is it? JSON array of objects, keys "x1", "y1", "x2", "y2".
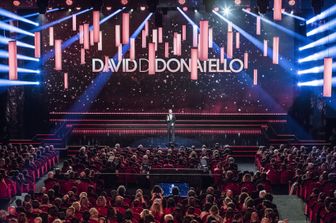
[
  {"x1": 288, "y1": 0, "x2": 296, "y2": 6},
  {"x1": 178, "y1": 0, "x2": 186, "y2": 5},
  {"x1": 140, "y1": 6, "x2": 146, "y2": 11},
  {"x1": 213, "y1": 7, "x2": 219, "y2": 12},
  {"x1": 13, "y1": 0, "x2": 21, "y2": 6},
  {"x1": 121, "y1": 0, "x2": 128, "y2": 5},
  {"x1": 66, "y1": 0, "x2": 73, "y2": 6},
  {"x1": 183, "y1": 6, "x2": 188, "y2": 11},
  {"x1": 235, "y1": 0, "x2": 242, "y2": 5}
]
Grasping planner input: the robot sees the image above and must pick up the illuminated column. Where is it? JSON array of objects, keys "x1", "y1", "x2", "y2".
[
  {"x1": 118, "y1": 44, "x2": 123, "y2": 62},
  {"x1": 263, "y1": 40, "x2": 268, "y2": 57},
  {"x1": 79, "y1": 25, "x2": 84, "y2": 44},
  {"x1": 199, "y1": 20, "x2": 209, "y2": 61},
  {"x1": 145, "y1": 21, "x2": 149, "y2": 36},
  {"x1": 256, "y1": 16, "x2": 261, "y2": 35},
  {"x1": 228, "y1": 22, "x2": 232, "y2": 32},
  {"x1": 148, "y1": 43, "x2": 155, "y2": 75},
  {"x1": 8, "y1": 41, "x2": 17, "y2": 80},
  {"x1": 49, "y1": 27, "x2": 54, "y2": 46},
  {"x1": 209, "y1": 27, "x2": 213, "y2": 48},
  {"x1": 103, "y1": 56, "x2": 109, "y2": 72},
  {"x1": 158, "y1": 27, "x2": 163, "y2": 43},
  {"x1": 83, "y1": 24, "x2": 90, "y2": 50},
  {"x1": 122, "y1": 13, "x2": 130, "y2": 44},
  {"x1": 244, "y1": 52, "x2": 248, "y2": 69},
  {"x1": 34, "y1": 32, "x2": 41, "y2": 58},
  {"x1": 191, "y1": 48, "x2": 198, "y2": 80},
  {"x1": 274, "y1": 0, "x2": 282, "y2": 21},
  {"x1": 90, "y1": 30, "x2": 94, "y2": 46},
  {"x1": 152, "y1": 29, "x2": 157, "y2": 51},
  {"x1": 227, "y1": 31, "x2": 233, "y2": 59},
  {"x1": 93, "y1": 11, "x2": 100, "y2": 43},
  {"x1": 253, "y1": 69, "x2": 258, "y2": 85},
  {"x1": 64, "y1": 73, "x2": 68, "y2": 90},
  {"x1": 80, "y1": 48, "x2": 85, "y2": 64},
  {"x1": 72, "y1": 15, "x2": 76, "y2": 31},
  {"x1": 164, "y1": 42, "x2": 169, "y2": 58},
  {"x1": 193, "y1": 25, "x2": 198, "y2": 47},
  {"x1": 182, "y1": 25, "x2": 187, "y2": 41},
  {"x1": 220, "y1": 47, "x2": 225, "y2": 64},
  {"x1": 176, "y1": 33, "x2": 182, "y2": 56},
  {"x1": 98, "y1": 31, "x2": 103, "y2": 51},
  {"x1": 130, "y1": 38, "x2": 135, "y2": 60},
  {"x1": 236, "y1": 32, "x2": 240, "y2": 49},
  {"x1": 54, "y1": 39, "x2": 62, "y2": 71},
  {"x1": 115, "y1": 25, "x2": 121, "y2": 47},
  {"x1": 273, "y1": 36, "x2": 279, "y2": 64},
  {"x1": 323, "y1": 57, "x2": 332, "y2": 97},
  {"x1": 173, "y1": 32, "x2": 177, "y2": 55},
  {"x1": 142, "y1": 30, "x2": 146, "y2": 48}
]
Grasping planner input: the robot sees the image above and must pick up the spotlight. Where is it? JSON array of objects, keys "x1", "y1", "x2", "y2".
[
  {"x1": 194, "y1": 9, "x2": 198, "y2": 12},
  {"x1": 213, "y1": 7, "x2": 219, "y2": 12},
  {"x1": 223, "y1": 7, "x2": 230, "y2": 15},
  {"x1": 288, "y1": 0, "x2": 295, "y2": 6},
  {"x1": 178, "y1": 0, "x2": 186, "y2": 5},
  {"x1": 121, "y1": 0, "x2": 128, "y2": 5},
  {"x1": 13, "y1": 0, "x2": 21, "y2": 6},
  {"x1": 183, "y1": 6, "x2": 188, "y2": 11},
  {"x1": 76, "y1": 7, "x2": 81, "y2": 10},
  {"x1": 68, "y1": 9, "x2": 72, "y2": 12},
  {"x1": 140, "y1": 6, "x2": 146, "y2": 11},
  {"x1": 235, "y1": 0, "x2": 242, "y2": 5},
  {"x1": 106, "y1": 6, "x2": 112, "y2": 11},
  {"x1": 65, "y1": 0, "x2": 73, "y2": 6}
]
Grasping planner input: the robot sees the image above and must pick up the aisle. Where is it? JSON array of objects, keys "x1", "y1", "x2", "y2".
[{"x1": 273, "y1": 195, "x2": 307, "y2": 223}]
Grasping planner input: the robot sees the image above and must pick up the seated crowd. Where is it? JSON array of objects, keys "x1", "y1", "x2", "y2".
[
  {"x1": 0, "y1": 144, "x2": 58, "y2": 206},
  {"x1": 0, "y1": 143, "x2": 287, "y2": 223},
  {"x1": 256, "y1": 145, "x2": 336, "y2": 223}
]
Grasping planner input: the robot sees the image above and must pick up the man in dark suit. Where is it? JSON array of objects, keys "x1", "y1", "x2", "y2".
[{"x1": 167, "y1": 109, "x2": 176, "y2": 144}]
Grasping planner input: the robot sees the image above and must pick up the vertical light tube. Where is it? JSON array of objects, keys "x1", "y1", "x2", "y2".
[
  {"x1": 191, "y1": 48, "x2": 198, "y2": 80},
  {"x1": 152, "y1": 29, "x2": 157, "y2": 51},
  {"x1": 93, "y1": 11, "x2": 100, "y2": 43},
  {"x1": 98, "y1": 31, "x2": 103, "y2": 51},
  {"x1": 130, "y1": 38, "x2": 135, "y2": 60},
  {"x1": 118, "y1": 44, "x2": 123, "y2": 62},
  {"x1": 72, "y1": 15, "x2": 76, "y2": 31},
  {"x1": 236, "y1": 32, "x2": 240, "y2": 49},
  {"x1": 273, "y1": 36, "x2": 279, "y2": 64},
  {"x1": 274, "y1": 0, "x2": 282, "y2": 21},
  {"x1": 148, "y1": 43, "x2": 155, "y2": 75},
  {"x1": 173, "y1": 32, "x2": 177, "y2": 55},
  {"x1": 49, "y1": 27, "x2": 54, "y2": 46},
  {"x1": 64, "y1": 73, "x2": 68, "y2": 89},
  {"x1": 228, "y1": 22, "x2": 232, "y2": 32},
  {"x1": 164, "y1": 42, "x2": 169, "y2": 58},
  {"x1": 90, "y1": 30, "x2": 94, "y2": 46},
  {"x1": 244, "y1": 52, "x2": 248, "y2": 69},
  {"x1": 209, "y1": 27, "x2": 213, "y2": 48},
  {"x1": 227, "y1": 31, "x2": 233, "y2": 59},
  {"x1": 256, "y1": 16, "x2": 261, "y2": 35},
  {"x1": 115, "y1": 25, "x2": 121, "y2": 47},
  {"x1": 54, "y1": 39, "x2": 62, "y2": 71},
  {"x1": 323, "y1": 57, "x2": 332, "y2": 97},
  {"x1": 220, "y1": 47, "x2": 225, "y2": 64},
  {"x1": 83, "y1": 24, "x2": 90, "y2": 50},
  {"x1": 80, "y1": 48, "x2": 85, "y2": 64},
  {"x1": 142, "y1": 30, "x2": 146, "y2": 48},
  {"x1": 8, "y1": 41, "x2": 17, "y2": 80},
  {"x1": 145, "y1": 21, "x2": 149, "y2": 36},
  {"x1": 158, "y1": 27, "x2": 163, "y2": 43},
  {"x1": 193, "y1": 25, "x2": 198, "y2": 47},
  {"x1": 263, "y1": 40, "x2": 268, "y2": 57},
  {"x1": 182, "y1": 25, "x2": 187, "y2": 41},
  {"x1": 34, "y1": 32, "x2": 41, "y2": 58},
  {"x1": 199, "y1": 20, "x2": 209, "y2": 61},
  {"x1": 122, "y1": 13, "x2": 130, "y2": 44},
  {"x1": 103, "y1": 56, "x2": 109, "y2": 72},
  {"x1": 176, "y1": 33, "x2": 182, "y2": 56},
  {"x1": 253, "y1": 69, "x2": 258, "y2": 85},
  {"x1": 79, "y1": 25, "x2": 84, "y2": 44}
]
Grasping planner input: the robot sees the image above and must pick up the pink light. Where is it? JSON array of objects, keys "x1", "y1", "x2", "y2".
[
  {"x1": 8, "y1": 41, "x2": 17, "y2": 80},
  {"x1": 158, "y1": 27, "x2": 163, "y2": 43},
  {"x1": 323, "y1": 57, "x2": 332, "y2": 97},
  {"x1": 220, "y1": 47, "x2": 225, "y2": 64},
  {"x1": 274, "y1": 0, "x2": 282, "y2": 21},
  {"x1": 193, "y1": 25, "x2": 198, "y2": 47},
  {"x1": 164, "y1": 42, "x2": 169, "y2": 58},
  {"x1": 253, "y1": 69, "x2": 258, "y2": 85},
  {"x1": 183, "y1": 6, "x2": 188, "y2": 12},
  {"x1": 80, "y1": 48, "x2": 85, "y2": 64},
  {"x1": 273, "y1": 36, "x2": 279, "y2": 64},
  {"x1": 228, "y1": 22, "x2": 232, "y2": 32},
  {"x1": 199, "y1": 20, "x2": 209, "y2": 61},
  {"x1": 263, "y1": 40, "x2": 268, "y2": 57},
  {"x1": 54, "y1": 39, "x2": 62, "y2": 71},
  {"x1": 98, "y1": 31, "x2": 103, "y2": 51},
  {"x1": 141, "y1": 29, "x2": 146, "y2": 48},
  {"x1": 49, "y1": 27, "x2": 54, "y2": 46},
  {"x1": 83, "y1": 24, "x2": 90, "y2": 50},
  {"x1": 64, "y1": 73, "x2": 68, "y2": 89},
  {"x1": 178, "y1": 0, "x2": 186, "y2": 4},
  {"x1": 93, "y1": 11, "x2": 100, "y2": 43},
  {"x1": 235, "y1": 32, "x2": 240, "y2": 49},
  {"x1": 122, "y1": 13, "x2": 130, "y2": 44},
  {"x1": 256, "y1": 16, "x2": 261, "y2": 35},
  {"x1": 90, "y1": 30, "x2": 94, "y2": 46},
  {"x1": 209, "y1": 27, "x2": 213, "y2": 48},
  {"x1": 115, "y1": 25, "x2": 121, "y2": 47},
  {"x1": 244, "y1": 52, "x2": 248, "y2": 69},
  {"x1": 191, "y1": 48, "x2": 198, "y2": 80},
  {"x1": 130, "y1": 38, "x2": 135, "y2": 60},
  {"x1": 152, "y1": 29, "x2": 157, "y2": 51},
  {"x1": 145, "y1": 21, "x2": 149, "y2": 36},
  {"x1": 79, "y1": 25, "x2": 84, "y2": 44},
  {"x1": 182, "y1": 25, "x2": 186, "y2": 41},
  {"x1": 103, "y1": 56, "x2": 109, "y2": 72},
  {"x1": 227, "y1": 31, "x2": 233, "y2": 59},
  {"x1": 118, "y1": 44, "x2": 122, "y2": 62},
  {"x1": 72, "y1": 15, "x2": 76, "y2": 31},
  {"x1": 177, "y1": 33, "x2": 182, "y2": 56},
  {"x1": 34, "y1": 32, "x2": 41, "y2": 58},
  {"x1": 173, "y1": 32, "x2": 177, "y2": 55},
  {"x1": 148, "y1": 43, "x2": 155, "y2": 75}
]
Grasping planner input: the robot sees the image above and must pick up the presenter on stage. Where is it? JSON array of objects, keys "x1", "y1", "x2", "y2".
[{"x1": 167, "y1": 109, "x2": 176, "y2": 145}]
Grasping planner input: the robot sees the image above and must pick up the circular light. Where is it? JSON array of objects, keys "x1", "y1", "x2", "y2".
[
  {"x1": 178, "y1": 0, "x2": 186, "y2": 5},
  {"x1": 288, "y1": 0, "x2": 296, "y2": 6},
  {"x1": 183, "y1": 6, "x2": 188, "y2": 12},
  {"x1": 194, "y1": 9, "x2": 198, "y2": 13},
  {"x1": 76, "y1": 7, "x2": 81, "y2": 10},
  {"x1": 106, "y1": 6, "x2": 112, "y2": 11},
  {"x1": 140, "y1": 6, "x2": 146, "y2": 11},
  {"x1": 213, "y1": 7, "x2": 219, "y2": 12},
  {"x1": 121, "y1": 0, "x2": 128, "y2": 5},
  {"x1": 234, "y1": 0, "x2": 241, "y2": 5},
  {"x1": 223, "y1": 7, "x2": 230, "y2": 15},
  {"x1": 13, "y1": 0, "x2": 21, "y2": 6},
  {"x1": 66, "y1": 0, "x2": 73, "y2": 6}
]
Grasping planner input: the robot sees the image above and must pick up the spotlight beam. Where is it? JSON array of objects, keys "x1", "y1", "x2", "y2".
[
  {"x1": 1, "y1": 8, "x2": 63, "y2": 23},
  {"x1": 0, "y1": 79, "x2": 39, "y2": 86},
  {"x1": 0, "y1": 21, "x2": 35, "y2": 37},
  {"x1": 298, "y1": 46, "x2": 336, "y2": 63},
  {"x1": 0, "y1": 7, "x2": 39, "y2": 26},
  {"x1": 306, "y1": 17, "x2": 336, "y2": 36},
  {"x1": 299, "y1": 32, "x2": 336, "y2": 51},
  {"x1": 306, "y1": 4, "x2": 336, "y2": 25},
  {"x1": 242, "y1": 9, "x2": 307, "y2": 42},
  {"x1": 0, "y1": 36, "x2": 35, "y2": 49},
  {"x1": 0, "y1": 64, "x2": 40, "y2": 74},
  {"x1": 0, "y1": 50, "x2": 39, "y2": 62},
  {"x1": 298, "y1": 78, "x2": 336, "y2": 87},
  {"x1": 298, "y1": 62, "x2": 336, "y2": 75},
  {"x1": 282, "y1": 11, "x2": 306, "y2": 22}
]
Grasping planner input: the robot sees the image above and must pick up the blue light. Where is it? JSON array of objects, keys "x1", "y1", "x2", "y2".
[
  {"x1": 0, "y1": 64, "x2": 41, "y2": 74},
  {"x1": 306, "y1": 4, "x2": 336, "y2": 25},
  {"x1": 0, "y1": 8, "x2": 39, "y2": 26},
  {"x1": 298, "y1": 46, "x2": 336, "y2": 63},
  {"x1": 0, "y1": 79, "x2": 40, "y2": 86},
  {"x1": 307, "y1": 18, "x2": 336, "y2": 36},
  {"x1": 297, "y1": 63, "x2": 336, "y2": 75},
  {"x1": 299, "y1": 33, "x2": 336, "y2": 51},
  {"x1": 0, "y1": 36, "x2": 35, "y2": 49},
  {"x1": 0, "y1": 21, "x2": 35, "y2": 37},
  {"x1": 0, "y1": 50, "x2": 39, "y2": 62},
  {"x1": 282, "y1": 11, "x2": 306, "y2": 22},
  {"x1": 297, "y1": 78, "x2": 336, "y2": 87}
]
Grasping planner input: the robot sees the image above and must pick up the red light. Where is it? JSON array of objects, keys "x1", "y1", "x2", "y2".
[
  {"x1": 121, "y1": 0, "x2": 128, "y2": 5},
  {"x1": 66, "y1": 0, "x2": 73, "y2": 6},
  {"x1": 234, "y1": 0, "x2": 241, "y2": 5},
  {"x1": 13, "y1": 0, "x2": 21, "y2": 6},
  {"x1": 178, "y1": 0, "x2": 186, "y2": 5}
]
